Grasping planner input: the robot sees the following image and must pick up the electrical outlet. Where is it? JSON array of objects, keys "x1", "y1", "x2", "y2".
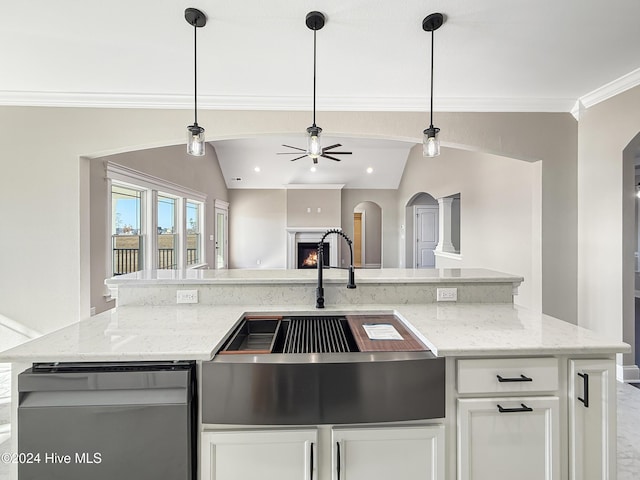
[
  {"x1": 436, "y1": 287, "x2": 457, "y2": 302},
  {"x1": 177, "y1": 289, "x2": 198, "y2": 304}
]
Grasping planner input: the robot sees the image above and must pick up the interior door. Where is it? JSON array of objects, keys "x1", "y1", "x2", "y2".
[
  {"x1": 414, "y1": 206, "x2": 439, "y2": 268},
  {"x1": 214, "y1": 204, "x2": 228, "y2": 269}
]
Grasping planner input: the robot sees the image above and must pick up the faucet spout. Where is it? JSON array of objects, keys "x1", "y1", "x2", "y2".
[{"x1": 316, "y1": 229, "x2": 357, "y2": 308}]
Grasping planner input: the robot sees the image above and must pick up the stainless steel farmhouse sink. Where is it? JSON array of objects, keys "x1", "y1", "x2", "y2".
[{"x1": 201, "y1": 314, "x2": 445, "y2": 425}]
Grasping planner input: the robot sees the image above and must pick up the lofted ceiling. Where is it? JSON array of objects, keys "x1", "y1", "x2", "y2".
[{"x1": 2, "y1": 0, "x2": 640, "y2": 188}]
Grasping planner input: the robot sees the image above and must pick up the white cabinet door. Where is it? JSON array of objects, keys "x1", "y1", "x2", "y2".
[
  {"x1": 568, "y1": 359, "x2": 616, "y2": 480},
  {"x1": 332, "y1": 425, "x2": 444, "y2": 480},
  {"x1": 458, "y1": 397, "x2": 559, "y2": 480},
  {"x1": 201, "y1": 429, "x2": 317, "y2": 480}
]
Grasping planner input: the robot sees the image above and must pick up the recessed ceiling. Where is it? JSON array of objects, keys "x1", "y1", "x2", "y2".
[{"x1": 213, "y1": 135, "x2": 415, "y2": 189}]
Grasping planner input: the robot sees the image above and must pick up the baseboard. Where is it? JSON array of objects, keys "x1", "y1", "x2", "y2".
[{"x1": 617, "y1": 363, "x2": 640, "y2": 382}]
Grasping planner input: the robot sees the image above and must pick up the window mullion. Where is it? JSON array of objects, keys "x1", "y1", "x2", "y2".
[
  {"x1": 177, "y1": 197, "x2": 186, "y2": 269},
  {"x1": 148, "y1": 190, "x2": 158, "y2": 269}
]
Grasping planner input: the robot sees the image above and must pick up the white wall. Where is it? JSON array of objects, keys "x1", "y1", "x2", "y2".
[
  {"x1": 228, "y1": 189, "x2": 287, "y2": 269},
  {"x1": 0, "y1": 107, "x2": 576, "y2": 333},
  {"x1": 577, "y1": 84, "x2": 640, "y2": 375},
  {"x1": 397, "y1": 146, "x2": 542, "y2": 311}
]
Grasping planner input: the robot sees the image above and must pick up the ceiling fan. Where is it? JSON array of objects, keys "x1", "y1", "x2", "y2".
[{"x1": 277, "y1": 11, "x2": 352, "y2": 165}]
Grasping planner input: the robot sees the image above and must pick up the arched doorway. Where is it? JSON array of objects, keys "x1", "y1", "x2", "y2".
[
  {"x1": 406, "y1": 193, "x2": 438, "y2": 268},
  {"x1": 353, "y1": 201, "x2": 382, "y2": 268},
  {"x1": 623, "y1": 131, "x2": 640, "y2": 372}
]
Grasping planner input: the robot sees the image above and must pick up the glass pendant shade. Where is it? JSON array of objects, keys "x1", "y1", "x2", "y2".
[
  {"x1": 187, "y1": 124, "x2": 205, "y2": 156},
  {"x1": 423, "y1": 126, "x2": 440, "y2": 157},
  {"x1": 306, "y1": 126, "x2": 323, "y2": 158}
]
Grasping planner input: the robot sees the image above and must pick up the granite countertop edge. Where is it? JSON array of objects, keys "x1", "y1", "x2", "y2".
[{"x1": 0, "y1": 303, "x2": 629, "y2": 363}]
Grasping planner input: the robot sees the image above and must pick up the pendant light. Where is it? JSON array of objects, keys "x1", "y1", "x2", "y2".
[
  {"x1": 306, "y1": 11, "x2": 325, "y2": 159},
  {"x1": 185, "y1": 8, "x2": 207, "y2": 156},
  {"x1": 422, "y1": 13, "x2": 445, "y2": 157}
]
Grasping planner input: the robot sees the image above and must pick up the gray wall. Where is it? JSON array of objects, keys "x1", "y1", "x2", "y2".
[
  {"x1": 0, "y1": 107, "x2": 576, "y2": 333},
  {"x1": 286, "y1": 189, "x2": 341, "y2": 227},
  {"x1": 354, "y1": 201, "x2": 382, "y2": 266},
  {"x1": 341, "y1": 189, "x2": 398, "y2": 268},
  {"x1": 90, "y1": 144, "x2": 228, "y2": 314}
]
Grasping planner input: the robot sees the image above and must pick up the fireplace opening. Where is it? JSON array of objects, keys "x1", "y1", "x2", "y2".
[{"x1": 297, "y1": 242, "x2": 330, "y2": 269}]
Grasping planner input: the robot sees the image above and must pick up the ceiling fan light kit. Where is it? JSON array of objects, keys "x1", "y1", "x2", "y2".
[
  {"x1": 276, "y1": 11, "x2": 353, "y2": 164},
  {"x1": 185, "y1": 7, "x2": 207, "y2": 156},
  {"x1": 422, "y1": 12, "x2": 445, "y2": 158}
]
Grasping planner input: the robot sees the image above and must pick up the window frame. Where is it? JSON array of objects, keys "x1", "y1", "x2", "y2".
[{"x1": 106, "y1": 162, "x2": 208, "y2": 276}]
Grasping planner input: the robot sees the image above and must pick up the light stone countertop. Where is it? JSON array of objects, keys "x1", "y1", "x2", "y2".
[
  {"x1": 105, "y1": 268, "x2": 524, "y2": 286},
  {"x1": 0, "y1": 303, "x2": 629, "y2": 363}
]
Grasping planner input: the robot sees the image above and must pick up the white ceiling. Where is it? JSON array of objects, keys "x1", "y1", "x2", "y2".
[
  {"x1": 214, "y1": 135, "x2": 415, "y2": 189},
  {"x1": 2, "y1": 0, "x2": 640, "y2": 188}
]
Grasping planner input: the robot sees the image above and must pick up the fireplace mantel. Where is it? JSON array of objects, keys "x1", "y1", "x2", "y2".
[{"x1": 286, "y1": 227, "x2": 340, "y2": 269}]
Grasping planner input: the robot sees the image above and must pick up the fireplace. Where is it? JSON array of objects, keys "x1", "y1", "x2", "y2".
[
  {"x1": 286, "y1": 227, "x2": 340, "y2": 269},
  {"x1": 297, "y1": 242, "x2": 330, "y2": 269}
]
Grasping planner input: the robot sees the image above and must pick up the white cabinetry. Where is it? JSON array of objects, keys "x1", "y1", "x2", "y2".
[
  {"x1": 201, "y1": 425, "x2": 444, "y2": 480},
  {"x1": 201, "y1": 428, "x2": 317, "y2": 480},
  {"x1": 332, "y1": 425, "x2": 444, "y2": 480},
  {"x1": 568, "y1": 359, "x2": 616, "y2": 480},
  {"x1": 456, "y1": 357, "x2": 560, "y2": 480},
  {"x1": 458, "y1": 397, "x2": 559, "y2": 480}
]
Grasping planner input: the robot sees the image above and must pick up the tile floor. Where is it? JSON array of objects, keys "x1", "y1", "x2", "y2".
[{"x1": 0, "y1": 377, "x2": 639, "y2": 479}]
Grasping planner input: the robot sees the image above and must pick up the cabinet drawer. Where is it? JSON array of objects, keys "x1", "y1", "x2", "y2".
[{"x1": 457, "y1": 357, "x2": 558, "y2": 394}]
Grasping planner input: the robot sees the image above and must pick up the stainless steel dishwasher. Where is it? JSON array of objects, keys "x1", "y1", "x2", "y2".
[{"x1": 17, "y1": 360, "x2": 197, "y2": 480}]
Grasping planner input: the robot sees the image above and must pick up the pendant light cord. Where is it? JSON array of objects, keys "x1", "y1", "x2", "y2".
[
  {"x1": 429, "y1": 28, "x2": 434, "y2": 128},
  {"x1": 194, "y1": 23, "x2": 198, "y2": 126},
  {"x1": 312, "y1": 29, "x2": 317, "y2": 127}
]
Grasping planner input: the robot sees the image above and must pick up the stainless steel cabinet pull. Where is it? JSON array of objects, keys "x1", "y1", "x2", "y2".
[
  {"x1": 497, "y1": 403, "x2": 533, "y2": 413},
  {"x1": 310, "y1": 442, "x2": 314, "y2": 480},
  {"x1": 336, "y1": 441, "x2": 341, "y2": 480},
  {"x1": 496, "y1": 374, "x2": 533, "y2": 382},
  {"x1": 578, "y1": 372, "x2": 589, "y2": 408}
]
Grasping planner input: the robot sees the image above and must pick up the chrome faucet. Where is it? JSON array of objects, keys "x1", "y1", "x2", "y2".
[{"x1": 316, "y1": 229, "x2": 356, "y2": 308}]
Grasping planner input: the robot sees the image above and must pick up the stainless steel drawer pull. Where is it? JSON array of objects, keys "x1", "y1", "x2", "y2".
[
  {"x1": 577, "y1": 372, "x2": 590, "y2": 408},
  {"x1": 496, "y1": 374, "x2": 533, "y2": 383},
  {"x1": 497, "y1": 403, "x2": 533, "y2": 413}
]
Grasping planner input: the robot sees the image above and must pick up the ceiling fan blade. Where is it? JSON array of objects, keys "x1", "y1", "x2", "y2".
[
  {"x1": 290, "y1": 155, "x2": 308, "y2": 162},
  {"x1": 321, "y1": 154, "x2": 342, "y2": 162},
  {"x1": 321, "y1": 151, "x2": 352, "y2": 155},
  {"x1": 322, "y1": 143, "x2": 342, "y2": 151},
  {"x1": 281, "y1": 144, "x2": 307, "y2": 152},
  {"x1": 277, "y1": 152, "x2": 309, "y2": 155}
]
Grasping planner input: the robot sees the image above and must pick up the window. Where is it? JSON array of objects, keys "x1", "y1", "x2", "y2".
[
  {"x1": 157, "y1": 194, "x2": 177, "y2": 269},
  {"x1": 107, "y1": 162, "x2": 207, "y2": 275},
  {"x1": 186, "y1": 201, "x2": 202, "y2": 266},
  {"x1": 111, "y1": 185, "x2": 144, "y2": 275}
]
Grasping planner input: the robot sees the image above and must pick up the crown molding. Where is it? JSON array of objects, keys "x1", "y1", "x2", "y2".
[
  {"x1": 0, "y1": 90, "x2": 575, "y2": 113},
  {"x1": 579, "y1": 67, "x2": 640, "y2": 109},
  {"x1": 284, "y1": 184, "x2": 345, "y2": 190}
]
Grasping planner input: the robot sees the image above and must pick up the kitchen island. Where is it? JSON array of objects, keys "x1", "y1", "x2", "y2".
[{"x1": 0, "y1": 268, "x2": 629, "y2": 480}]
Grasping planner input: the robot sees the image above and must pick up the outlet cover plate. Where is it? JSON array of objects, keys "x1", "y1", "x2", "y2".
[
  {"x1": 436, "y1": 287, "x2": 457, "y2": 302},
  {"x1": 177, "y1": 289, "x2": 198, "y2": 304}
]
